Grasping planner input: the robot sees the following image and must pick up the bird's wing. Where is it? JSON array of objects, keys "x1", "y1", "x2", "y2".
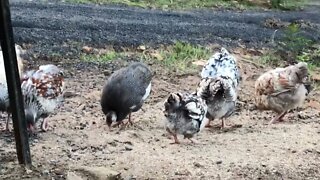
[
  {"x1": 183, "y1": 94, "x2": 207, "y2": 130},
  {"x1": 255, "y1": 64, "x2": 308, "y2": 96}
]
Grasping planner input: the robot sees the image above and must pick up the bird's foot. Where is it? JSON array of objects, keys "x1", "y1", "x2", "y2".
[
  {"x1": 269, "y1": 111, "x2": 287, "y2": 125},
  {"x1": 187, "y1": 138, "x2": 199, "y2": 144},
  {"x1": 220, "y1": 119, "x2": 227, "y2": 130},
  {"x1": 112, "y1": 121, "x2": 124, "y2": 128},
  {"x1": 268, "y1": 117, "x2": 279, "y2": 125},
  {"x1": 205, "y1": 121, "x2": 213, "y2": 128},
  {"x1": 170, "y1": 134, "x2": 180, "y2": 144}
]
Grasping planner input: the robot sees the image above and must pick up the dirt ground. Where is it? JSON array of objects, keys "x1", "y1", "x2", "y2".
[{"x1": 1, "y1": 48, "x2": 320, "y2": 180}]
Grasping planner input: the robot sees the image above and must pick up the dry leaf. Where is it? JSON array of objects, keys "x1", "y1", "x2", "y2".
[{"x1": 192, "y1": 60, "x2": 206, "y2": 66}]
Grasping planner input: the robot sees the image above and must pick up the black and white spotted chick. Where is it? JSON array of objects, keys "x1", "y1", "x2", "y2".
[
  {"x1": 197, "y1": 47, "x2": 240, "y2": 129},
  {"x1": 100, "y1": 62, "x2": 152, "y2": 130},
  {"x1": 164, "y1": 92, "x2": 208, "y2": 144}
]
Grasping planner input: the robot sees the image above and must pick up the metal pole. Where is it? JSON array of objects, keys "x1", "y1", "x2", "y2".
[{"x1": 0, "y1": 0, "x2": 31, "y2": 165}]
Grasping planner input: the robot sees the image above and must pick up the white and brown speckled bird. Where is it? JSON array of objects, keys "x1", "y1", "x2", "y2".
[
  {"x1": 100, "y1": 62, "x2": 152, "y2": 130},
  {"x1": 197, "y1": 48, "x2": 240, "y2": 129},
  {"x1": 0, "y1": 44, "x2": 25, "y2": 131},
  {"x1": 21, "y1": 64, "x2": 65, "y2": 132},
  {"x1": 164, "y1": 92, "x2": 208, "y2": 144},
  {"x1": 254, "y1": 62, "x2": 312, "y2": 124}
]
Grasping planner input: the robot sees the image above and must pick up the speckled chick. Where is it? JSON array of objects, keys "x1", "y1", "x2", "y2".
[
  {"x1": 197, "y1": 48, "x2": 240, "y2": 129},
  {"x1": 164, "y1": 92, "x2": 208, "y2": 144}
]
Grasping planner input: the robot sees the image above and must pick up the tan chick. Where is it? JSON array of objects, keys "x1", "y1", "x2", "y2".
[{"x1": 254, "y1": 62, "x2": 312, "y2": 124}]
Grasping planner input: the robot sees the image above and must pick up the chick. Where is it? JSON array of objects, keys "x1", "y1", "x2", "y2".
[
  {"x1": 254, "y1": 62, "x2": 311, "y2": 124},
  {"x1": 164, "y1": 92, "x2": 208, "y2": 144},
  {"x1": 197, "y1": 48, "x2": 240, "y2": 128}
]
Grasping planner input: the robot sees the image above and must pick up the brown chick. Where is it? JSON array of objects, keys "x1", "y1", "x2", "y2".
[{"x1": 254, "y1": 62, "x2": 312, "y2": 125}]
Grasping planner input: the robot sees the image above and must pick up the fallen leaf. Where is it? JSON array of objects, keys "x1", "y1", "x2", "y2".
[{"x1": 192, "y1": 60, "x2": 206, "y2": 66}]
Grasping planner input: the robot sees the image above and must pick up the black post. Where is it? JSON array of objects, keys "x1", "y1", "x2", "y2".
[{"x1": 0, "y1": 0, "x2": 31, "y2": 165}]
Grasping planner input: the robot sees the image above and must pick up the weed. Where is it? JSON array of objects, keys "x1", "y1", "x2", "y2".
[
  {"x1": 261, "y1": 22, "x2": 319, "y2": 70},
  {"x1": 259, "y1": 52, "x2": 282, "y2": 66},
  {"x1": 297, "y1": 46, "x2": 320, "y2": 70},
  {"x1": 270, "y1": 0, "x2": 306, "y2": 10},
  {"x1": 80, "y1": 50, "x2": 121, "y2": 63},
  {"x1": 147, "y1": 42, "x2": 211, "y2": 72}
]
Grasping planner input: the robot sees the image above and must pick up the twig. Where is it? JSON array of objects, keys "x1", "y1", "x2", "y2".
[{"x1": 240, "y1": 58, "x2": 265, "y2": 68}]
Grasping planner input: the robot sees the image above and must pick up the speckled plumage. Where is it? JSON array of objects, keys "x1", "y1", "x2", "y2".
[
  {"x1": 201, "y1": 47, "x2": 240, "y2": 87},
  {"x1": 197, "y1": 48, "x2": 240, "y2": 128},
  {"x1": 21, "y1": 64, "x2": 65, "y2": 132},
  {"x1": 164, "y1": 92, "x2": 208, "y2": 144},
  {"x1": 100, "y1": 62, "x2": 152, "y2": 129},
  {"x1": 255, "y1": 62, "x2": 311, "y2": 124}
]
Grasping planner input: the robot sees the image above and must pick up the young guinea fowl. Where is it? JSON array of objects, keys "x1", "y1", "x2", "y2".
[
  {"x1": 100, "y1": 62, "x2": 152, "y2": 130},
  {"x1": 164, "y1": 92, "x2": 208, "y2": 144},
  {"x1": 21, "y1": 64, "x2": 64, "y2": 133},
  {"x1": 0, "y1": 44, "x2": 25, "y2": 131},
  {"x1": 197, "y1": 47, "x2": 241, "y2": 129},
  {"x1": 254, "y1": 62, "x2": 312, "y2": 125}
]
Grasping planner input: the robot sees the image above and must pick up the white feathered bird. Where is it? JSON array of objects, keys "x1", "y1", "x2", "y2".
[
  {"x1": 164, "y1": 92, "x2": 208, "y2": 144},
  {"x1": 0, "y1": 44, "x2": 25, "y2": 131},
  {"x1": 196, "y1": 48, "x2": 241, "y2": 129}
]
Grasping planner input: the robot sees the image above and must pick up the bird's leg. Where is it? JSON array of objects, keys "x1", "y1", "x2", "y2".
[
  {"x1": 205, "y1": 120, "x2": 213, "y2": 128},
  {"x1": 112, "y1": 121, "x2": 124, "y2": 128},
  {"x1": 166, "y1": 127, "x2": 180, "y2": 144},
  {"x1": 220, "y1": 118, "x2": 228, "y2": 129},
  {"x1": 41, "y1": 118, "x2": 49, "y2": 132},
  {"x1": 127, "y1": 113, "x2": 133, "y2": 125},
  {"x1": 277, "y1": 111, "x2": 288, "y2": 122},
  {"x1": 269, "y1": 111, "x2": 287, "y2": 125},
  {"x1": 123, "y1": 113, "x2": 134, "y2": 127},
  {"x1": 170, "y1": 134, "x2": 180, "y2": 144},
  {"x1": 5, "y1": 113, "x2": 11, "y2": 132}
]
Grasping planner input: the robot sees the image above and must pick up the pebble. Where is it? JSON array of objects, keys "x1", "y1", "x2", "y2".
[
  {"x1": 216, "y1": 160, "x2": 223, "y2": 164},
  {"x1": 125, "y1": 145, "x2": 133, "y2": 151}
]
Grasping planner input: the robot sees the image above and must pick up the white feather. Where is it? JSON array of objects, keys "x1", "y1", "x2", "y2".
[
  {"x1": 142, "y1": 82, "x2": 152, "y2": 101},
  {"x1": 185, "y1": 101, "x2": 201, "y2": 115}
]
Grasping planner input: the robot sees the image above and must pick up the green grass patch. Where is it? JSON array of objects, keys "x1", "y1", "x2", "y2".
[
  {"x1": 297, "y1": 46, "x2": 320, "y2": 70},
  {"x1": 80, "y1": 50, "x2": 122, "y2": 63},
  {"x1": 142, "y1": 41, "x2": 211, "y2": 72},
  {"x1": 270, "y1": 0, "x2": 307, "y2": 10},
  {"x1": 259, "y1": 52, "x2": 282, "y2": 66},
  {"x1": 79, "y1": 42, "x2": 211, "y2": 73},
  {"x1": 260, "y1": 22, "x2": 319, "y2": 71}
]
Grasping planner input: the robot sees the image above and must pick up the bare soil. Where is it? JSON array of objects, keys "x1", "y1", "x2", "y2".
[{"x1": 1, "y1": 48, "x2": 320, "y2": 179}]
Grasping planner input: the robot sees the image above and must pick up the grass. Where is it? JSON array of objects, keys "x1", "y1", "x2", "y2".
[
  {"x1": 67, "y1": 0, "x2": 308, "y2": 10},
  {"x1": 270, "y1": 0, "x2": 307, "y2": 10},
  {"x1": 260, "y1": 22, "x2": 319, "y2": 72},
  {"x1": 142, "y1": 42, "x2": 211, "y2": 72},
  {"x1": 80, "y1": 49, "x2": 122, "y2": 63},
  {"x1": 80, "y1": 42, "x2": 211, "y2": 73}
]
